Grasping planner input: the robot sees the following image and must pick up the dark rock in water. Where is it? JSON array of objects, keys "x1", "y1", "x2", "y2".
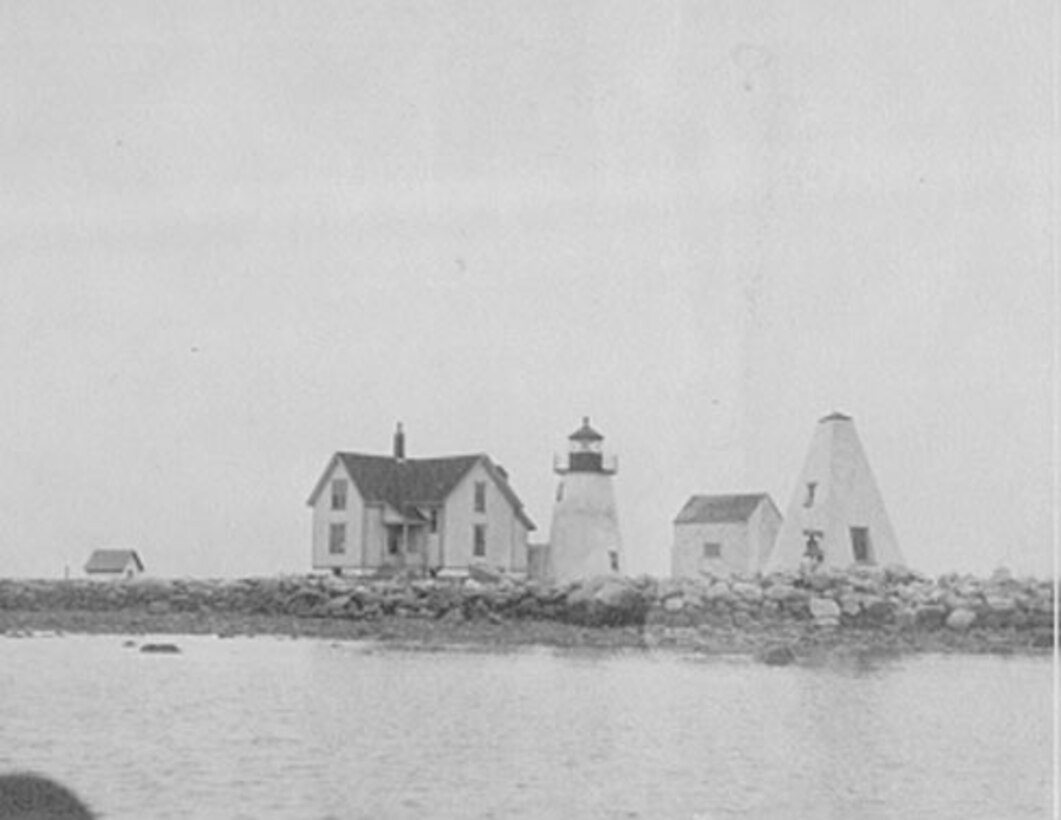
[
  {"x1": 139, "y1": 643, "x2": 181, "y2": 654},
  {"x1": 122, "y1": 640, "x2": 137, "y2": 648},
  {"x1": 762, "y1": 645, "x2": 797, "y2": 666},
  {"x1": 0, "y1": 772, "x2": 95, "y2": 819}
]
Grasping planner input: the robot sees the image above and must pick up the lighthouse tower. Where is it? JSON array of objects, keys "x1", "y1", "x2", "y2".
[{"x1": 546, "y1": 417, "x2": 623, "y2": 582}]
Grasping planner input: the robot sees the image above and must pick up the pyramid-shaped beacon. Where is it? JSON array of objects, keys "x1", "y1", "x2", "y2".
[{"x1": 765, "y1": 412, "x2": 904, "y2": 572}]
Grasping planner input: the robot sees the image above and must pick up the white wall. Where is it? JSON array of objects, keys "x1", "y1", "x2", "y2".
[
  {"x1": 547, "y1": 471, "x2": 622, "y2": 582},
  {"x1": 672, "y1": 521, "x2": 751, "y2": 578},
  {"x1": 442, "y1": 461, "x2": 529, "y2": 573},
  {"x1": 310, "y1": 459, "x2": 365, "y2": 572},
  {"x1": 768, "y1": 419, "x2": 904, "y2": 571}
]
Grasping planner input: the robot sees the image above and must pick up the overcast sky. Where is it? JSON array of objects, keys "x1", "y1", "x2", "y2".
[{"x1": 1, "y1": 0, "x2": 1054, "y2": 579}]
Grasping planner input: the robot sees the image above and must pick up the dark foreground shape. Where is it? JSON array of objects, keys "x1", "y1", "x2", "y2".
[
  {"x1": 0, "y1": 773, "x2": 94, "y2": 819},
  {"x1": 761, "y1": 644, "x2": 797, "y2": 666},
  {"x1": 139, "y1": 643, "x2": 181, "y2": 654}
]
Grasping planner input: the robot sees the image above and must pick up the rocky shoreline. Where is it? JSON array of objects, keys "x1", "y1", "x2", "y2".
[{"x1": 1, "y1": 567, "x2": 1055, "y2": 662}]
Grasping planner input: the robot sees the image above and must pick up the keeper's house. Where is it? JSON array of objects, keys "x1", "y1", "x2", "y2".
[
  {"x1": 671, "y1": 494, "x2": 782, "y2": 578},
  {"x1": 307, "y1": 424, "x2": 535, "y2": 578}
]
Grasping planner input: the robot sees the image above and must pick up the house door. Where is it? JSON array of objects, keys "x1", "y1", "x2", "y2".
[{"x1": 850, "y1": 527, "x2": 872, "y2": 564}]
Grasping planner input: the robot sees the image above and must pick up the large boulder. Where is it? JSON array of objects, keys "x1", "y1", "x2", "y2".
[
  {"x1": 564, "y1": 578, "x2": 648, "y2": 627},
  {"x1": 809, "y1": 597, "x2": 841, "y2": 620},
  {"x1": 946, "y1": 608, "x2": 977, "y2": 631}
]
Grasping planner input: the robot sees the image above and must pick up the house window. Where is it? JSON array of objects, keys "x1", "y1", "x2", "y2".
[
  {"x1": 850, "y1": 527, "x2": 872, "y2": 564},
  {"x1": 474, "y1": 482, "x2": 486, "y2": 513},
  {"x1": 556, "y1": 483, "x2": 564, "y2": 502},
  {"x1": 331, "y1": 479, "x2": 347, "y2": 510},
  {"x1": 804, "y1": 482, "x2": 817, "y2": 508},
  {"x1": 387, "y1": 527, "x2": 401, "y2": 556},
  {"x1": 328, "y1": 523, "x2": 346, "y2": 554},
  {"x1": 703, "y1": 542, "x2": 721, "y2": 559},
  {"x1": 429, "y1": 509, "x2": 439, "y2": 534},
  {"x1": 473, "y1": 524, "x2": 486, "y2": 557}
]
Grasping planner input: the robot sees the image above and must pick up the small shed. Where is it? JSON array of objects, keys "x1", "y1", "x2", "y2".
[
  {"x1": 671, "y1": 494, "x2": 782, "y2": 578},
  {"x1": 84, "y1": 549, "x2": 145, "y2": 581}
]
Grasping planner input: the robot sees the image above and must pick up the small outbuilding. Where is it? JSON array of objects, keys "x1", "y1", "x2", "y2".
[
  {"x1": 671, "y1": 493, "x2": 782, "y2": 578},
  {"x1": 84, "y1": 549, "x2": 145, "y2": 581}
]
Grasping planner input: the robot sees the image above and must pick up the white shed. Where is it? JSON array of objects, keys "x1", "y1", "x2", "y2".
[{"x1": 671, "y1": 493, "x2": 782, "y2": 578}]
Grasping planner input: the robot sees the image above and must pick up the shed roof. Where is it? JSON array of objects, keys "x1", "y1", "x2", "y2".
[
  {"x1": 308, "y1": 452, "x2": 535, "y2": 530},
  {"x1": 674, "y1": 494, "x2": 776, "y2": 525},
  {"x1": 84, "y1": 549, "x2": 144, "y2": 573}
]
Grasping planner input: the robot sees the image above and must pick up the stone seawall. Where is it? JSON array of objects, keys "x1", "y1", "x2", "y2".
[{"x1": 0, "y1": 566, "x2": 1055, "y2": 657}]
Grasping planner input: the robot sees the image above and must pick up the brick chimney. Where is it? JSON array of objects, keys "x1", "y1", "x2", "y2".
[{"x1": 393, "y1": 422, "x2": 406, "y2": 461}]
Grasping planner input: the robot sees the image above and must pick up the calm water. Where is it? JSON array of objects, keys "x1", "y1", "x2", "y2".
[{"x1": 0, "y1": 635, "x2": 1053, "y2": 819}]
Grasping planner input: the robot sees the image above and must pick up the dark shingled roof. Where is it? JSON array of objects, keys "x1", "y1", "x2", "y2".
[
  {"x1": 674, "y1": 494, "x2": 774, "y2": 525},
  {"x1": 568, "y1": 416, "x2": 603, "y2": 442},
  {"x1": 84, "y1": 549, "x2": 144, "y2": 573},
  {"x1": 308, "y1": 452, "x2": 535, "y2": 530}
]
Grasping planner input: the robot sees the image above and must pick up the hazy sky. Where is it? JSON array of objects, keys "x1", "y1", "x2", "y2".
[{"x1": 1, "y1": 1, "x2": 1054, "y2": 579}]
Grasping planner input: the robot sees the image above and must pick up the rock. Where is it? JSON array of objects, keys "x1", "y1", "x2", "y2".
[
  {"x1": 862, "y1": 597, "x2": 895, "y2": 624},
  {"x1": 663, "y1": 596, "x2": 684, "y2": 612},
  {"x1": 809, "y1": 597, "x2": 841, "y2": 620},
  {"x1": 765, "y1": 583, "x2": 797, "y2": 602},
  {"x1": 990, "y1": 567, "x2": 1013, "y2": 584},
  {"x1": 915, "y1": 605, "x2": 947, "y2": 630},
  {"x1": 147, "y1": 600, "x2": 172, "y2": 615},
  {"x1": 703, "y1": 583, "x2": 735, "y2": 604},
  {"x1": 761, "y1": 645, "x2": 797, "y2": 666},
  {"x1": 895, "y1": 607, "x2": 917, "y2": 630},
  {"x1": 945, "y1": 608, "x2": 977, "y2": 631},
  {"x1": 985, "y1": 595, "x2": 1016, "y2": 613},
  {"x1": 139, "y1": 643, "x2": 181, "y2": 654},
  {"x1": 838, "y1": 594, "x2": 863, "y2": 617},
  {"x1": 731, "y1": 582, "x2": 764, "y2": 603}
]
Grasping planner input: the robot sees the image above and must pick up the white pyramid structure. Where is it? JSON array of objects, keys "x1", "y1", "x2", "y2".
[
  {"x1": 546, "y1": 417, "x2": 623, "y2": 582},
  {"x1": 765, "y1": 412, "x2": 904, "y2": 572}
]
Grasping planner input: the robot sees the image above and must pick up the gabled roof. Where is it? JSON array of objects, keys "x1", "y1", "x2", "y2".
[
  {"x1": 85, "y1": 549, "x2": 144, "y2": 573},
  {"x1": 674, "y1": 493, "x2": 777, "y2": 525},
  {"x1": 569, "y1": 416, "x2": 603, "y2": 442},
  {"x1": 308, "y1": 452, "x2": 536, "y2": 530}
]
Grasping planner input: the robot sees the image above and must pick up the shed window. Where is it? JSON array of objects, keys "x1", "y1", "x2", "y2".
[
  {"x1": 331, "y1": 479, "x2": 347, "y2": 510},
  {"x1": 474, "y1": 482, "x2": 486, "y2": 513},
  {"x1": 387, "y1": 527, "x2": 401, "y2": 555},
  {"x1": 429, "y1": 509, "x2": 439, "y2": 534},
  {"x1": 703, "y1": 542, "x2": 722, "y2": 559},
  {"x1": 473, "y1": 524, "x2": 486, "y2": 557},
  {"x1": 804, "y1": 482, "x2": 817, "y2": 508},
  {"x1": 328, "y1": 523, "x2": 346, "y2": 554}
]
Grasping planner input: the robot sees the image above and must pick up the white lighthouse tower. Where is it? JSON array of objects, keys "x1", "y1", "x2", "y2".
[{"x1": 546, "y1": 417, "x2": 623, "y2": 582}]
